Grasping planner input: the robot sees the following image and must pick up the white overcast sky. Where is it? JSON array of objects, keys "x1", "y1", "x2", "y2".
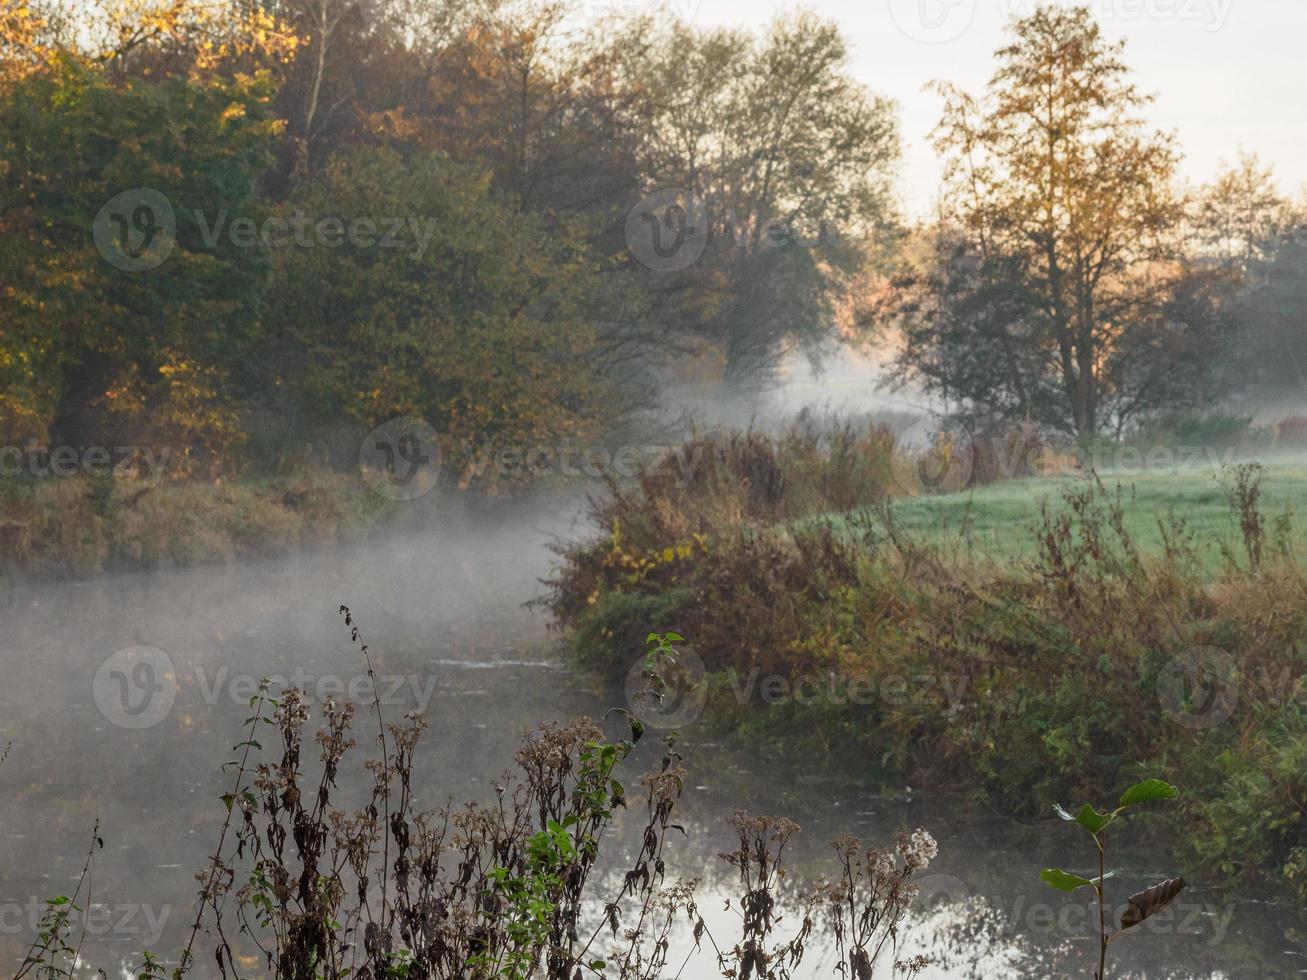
[{"x1": 627, "y1": 0, "x2": 1307, "y2": 219}]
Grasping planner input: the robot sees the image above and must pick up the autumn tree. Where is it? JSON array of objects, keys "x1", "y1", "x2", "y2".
[
  {"x1": 0, "y1": 0, "x2": 291, "y2": 461},
  {"x1": 888, "y1": 6, "x2": 1231, "y2": 439},
  {"x1": 258, "y1": 145, "x2": 614, "y2": 485},
  {"x1": 1191, "y1": 152, "x2": 1295, "y2": 269},
  {"x1": 624, "y1": 13, "x2": 899, "y2": 385}
]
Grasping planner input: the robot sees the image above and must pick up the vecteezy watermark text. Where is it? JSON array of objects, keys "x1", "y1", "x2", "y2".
[
  {"x1": 889, "y1": 0, "x2": 1232, "y2": 46},
  {"x1": 93, "y1": 646, "x2": 441, "y2": 730},
  {"x1": 0, "y1": 443, "x2": 171, "y2": 481},
  {"x1": 0, "y1": 899, "x2": 170, "y2": 946},
  {"x1": 456, "y1": 438, "x2": 705, "y2": 485},
  {"x1": 914, "y1": 876, "x2": 1234, "y2": 947},
  {"x1": 191, "y1": 210, "x2": 439, "y2": 260},
  {"x1": 358, "y1": 416, "x2": 707, "y2": 500},
  {"x1": 625, "y1": 651, "x2": 973, "y2": 730},
  {"x1": 94, "y1": 187, "x2": 441, "y2": 271}
]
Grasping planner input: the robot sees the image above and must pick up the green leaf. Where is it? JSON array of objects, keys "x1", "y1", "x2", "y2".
[
  {"x1": 1040, "y1": 868, "x2": 1099, "y2": 892},
  {"x1": 1119, "y1": 779, "x2": 1178, "y2": 809},
  {"x1": 1053, "y1": 802, "x2": 1114, "y2": 834}
]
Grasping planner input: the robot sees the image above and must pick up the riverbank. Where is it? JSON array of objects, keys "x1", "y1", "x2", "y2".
[
  {"x1": 0, "y1": 468, "x2": 401, "y2": 579},
  {"x1": 545, "y1": 432, "x2": 1307, "y2": 902}
]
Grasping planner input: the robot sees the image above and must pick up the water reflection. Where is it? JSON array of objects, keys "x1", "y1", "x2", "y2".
[{"x1": 1, "y1": 505, "x2": 1302, "y2": 977}]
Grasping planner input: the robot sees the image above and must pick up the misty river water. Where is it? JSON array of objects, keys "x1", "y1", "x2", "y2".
[{"x1": 2, "y1": 500, "x2": 1303, "y2": 978}]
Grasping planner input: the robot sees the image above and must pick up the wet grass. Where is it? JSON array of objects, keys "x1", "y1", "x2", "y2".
[{"x1": 828, "y1": 457, "x2": 1307, "y2": 571}]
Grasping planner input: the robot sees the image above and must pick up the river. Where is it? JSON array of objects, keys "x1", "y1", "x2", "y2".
[{"x1": 1, "y1": 501, "x2": 1302, "y2": 978}]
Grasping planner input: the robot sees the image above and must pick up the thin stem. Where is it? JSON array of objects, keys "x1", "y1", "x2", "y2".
[
  {"x1": 1096, "y1": 834, "x2": 1107, "y2": 980},
  {"x1": 340, "y1": 605, "x2": 392, "y2": 945},
  {"x1": 177, "y1": 683, "x2": 272, "y2": 977}
]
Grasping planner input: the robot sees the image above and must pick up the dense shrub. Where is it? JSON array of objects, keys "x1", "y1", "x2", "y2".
[{"x1": 548, "y1": 458, "x2": 1307, "y2": 901}]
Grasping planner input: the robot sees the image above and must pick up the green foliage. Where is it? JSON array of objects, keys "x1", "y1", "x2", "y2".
[
  {"x1": 0, "y1": 56, "x2": 277, "y2": 459},
  {"x1": 2, "y1": 0, "x2": 907, "y2": 483},
  {"x1": 886, "y1": 6, "x2": 1238, "y2": 438},
  {"x1": 615, "y1": 13, "x2": 900, "y2": 381},
  {"x1": 260, "y1": 145, "x2": 613, "y2": 482}
]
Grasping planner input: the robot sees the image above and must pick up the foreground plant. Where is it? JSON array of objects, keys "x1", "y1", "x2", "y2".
[
  {"x1": 6, "y1": 620, "x2": 935, "y2": 978},
  {"x1": 1041, "y1": 779, "x2": 1184, "y2": 980}
]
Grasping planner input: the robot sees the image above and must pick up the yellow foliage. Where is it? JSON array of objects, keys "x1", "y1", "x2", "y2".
[
  {"x1": 0, "y1": 0, "x2": 297, "y2": 83},
  {"x1": 0, "y1": 0, "x2": 49, "y2": 85}
]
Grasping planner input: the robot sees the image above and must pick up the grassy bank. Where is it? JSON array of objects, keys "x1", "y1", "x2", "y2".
[
  {"x1": 822, "y1": 457, "x2": 1307, "y2": 570},
  {"x1": 0, "y1": 468, "x2": 400, "y2": 578},
  {"x1": 545, "y1": 428, "x2": 1307, "y2": 901}
]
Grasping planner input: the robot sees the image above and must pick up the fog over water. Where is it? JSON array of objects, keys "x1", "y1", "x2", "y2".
[{"x1": 2, "y1": 483, "x2": 1303, "y2": 978}]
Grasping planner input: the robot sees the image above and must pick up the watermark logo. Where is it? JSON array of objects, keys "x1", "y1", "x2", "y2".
[
  {"x1": 191, "y1": 209, "x2": 439, "y2": 260},
  {"x1": 999, "y1": 0, "x2": 1233, "y2": 32},
  {"x1": 357, "y1": 424, "x2": 709, "y2": 499},
  {"x1": 915, "y1": 873, "x2": 972, "y2": 910},
  {"x1": 580, "y1": 0, "x2": 700, "y2": 19},
  {"x1": 626, "y1": 188, "x2": 710, "y2": 272},
  {"x1": 889, "y1": 0, "x2": 976, "y2": 44},
  {"x1": 889, "y1": 0, "x2": 1233, "y2": 44},
  {"x1": 192, "y1": 667, "x2": 440, "y2": 714},
  {"x1": 93, "y1": 188, "x2": 176, "y2": 272},
  {"x1": 890, "y1": 418, "x2": 975, "y2": 495},
  {"x1": 625, "y1": 644, "x2": 708, "y2": 729},
  {"x1": 721, "y1": 669, "x2": 971, "y2": 712},
  {"x1": 93, "y1": 646, "x2": 177, "y2": 730},
  {"x1": 359, "y1": 416, "x2": 441, "y2": 500},
  {"x1": 1158, "y1": 647, "x2": 1238, "y2": 730},
  {"x1": 94, "y1": 188, "x2": 443, "y2": 272}
]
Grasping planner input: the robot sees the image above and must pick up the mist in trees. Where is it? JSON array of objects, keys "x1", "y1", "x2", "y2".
[{"x1": 1, "y1": 0, "x2": 1303, "y2": 475}]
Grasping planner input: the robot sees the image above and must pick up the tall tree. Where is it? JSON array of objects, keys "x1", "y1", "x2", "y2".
[
  {"x1": 625, "y1": 13, "x2": 899, "y2": 386},
  {"x1": 259, "y1": 145, "x2": 614, "y2": 484},
  {"x1": 889, "y1": 6, "x2": 1222, "y2": 438}
]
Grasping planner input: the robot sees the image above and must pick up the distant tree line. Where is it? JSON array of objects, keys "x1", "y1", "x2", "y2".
[
  {"x1": 0, "y1": 0, "x2": 899, "y2": 482},
  {"x1": 1, "y1": 0, "x2": 1302, "y2": 483}
]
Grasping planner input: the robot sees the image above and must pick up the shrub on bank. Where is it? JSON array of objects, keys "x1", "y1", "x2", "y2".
[
  {"x1": 0, "y1": 468, "x2": 395, "y2": 578},
  {"x1": 547, "y1": 458, "x2": 1307, "y2": 901}
]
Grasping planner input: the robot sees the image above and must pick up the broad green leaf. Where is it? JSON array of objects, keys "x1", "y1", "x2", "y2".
[
  {"x1": 1040, "y1": 868, "x2": 1098, "y2": 892},
  {"x1": 1053, "y1": 802, "x2": 1114, "y2": 834},
  {"x1": 1119, "y1": 779, "x2": 1178, "y2": 809}
]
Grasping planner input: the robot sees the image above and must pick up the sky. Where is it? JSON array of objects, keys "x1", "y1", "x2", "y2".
[{"x1": 612, "y1": 0, "x2": 1307, "y2": 219}]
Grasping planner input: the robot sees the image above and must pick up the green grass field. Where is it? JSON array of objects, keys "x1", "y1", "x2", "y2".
[{"x1": 839, "y1": 456, "x2": 1307, "y2": 570}]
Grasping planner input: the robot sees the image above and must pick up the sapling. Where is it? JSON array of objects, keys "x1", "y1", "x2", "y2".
[{"x1": 1041, "y1": 778, "x2": 1184, "y2": 980}]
